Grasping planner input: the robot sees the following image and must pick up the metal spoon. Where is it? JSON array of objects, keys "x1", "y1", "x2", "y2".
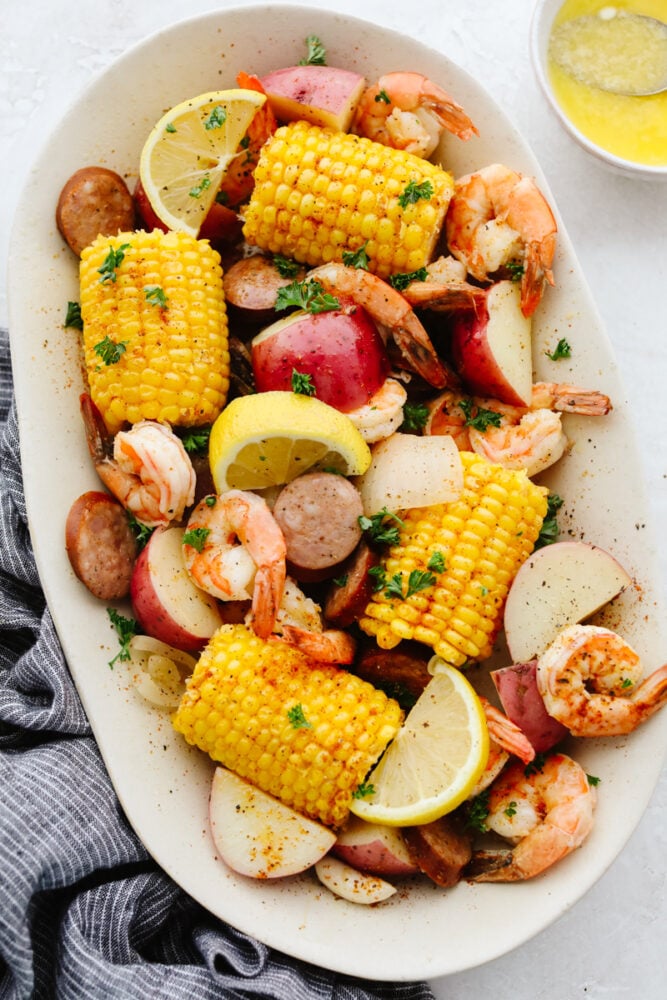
[{"x1": 549, "y1": 8, "x2": 667, "y2": 96}]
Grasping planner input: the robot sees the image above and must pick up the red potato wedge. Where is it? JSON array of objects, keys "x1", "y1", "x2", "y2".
[
  {"x1": 130, "y1": 526, "x2": 223, "y2": 651},
  {"x1": 332, "y1": 815, "x2": 419, "y2": 876},
  {"x1": 491, "y1": 660, "x2": 568, "y2": 753},
  {"x1": 260, "y1": 64, "x2": 366, "y2": 132},
  {"x1": 209, "y1": 768, "x2": 336, "y2": 878},
  {"x1": 503, "y1": 540, "x2": 632, "y2": 662}
]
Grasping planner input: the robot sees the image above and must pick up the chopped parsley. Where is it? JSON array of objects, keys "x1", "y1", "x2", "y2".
[
  {"x1": 291, "y1": 369, "x2": 316, "y2": 396},
  {"x1": 126, "y1": 514, "x2": 154, "y2": 550},
  {"x1": 427, "y1": 551, "x2": 446, "y2": 574},
  {"x1": 535, "y1": 492, "x2": 564, "y2": 549},
  {"x1": 466, "y1": 790, "x2": 490, "y2": 832},
  {"x1": 107, "y1": 608, "x2": 138, "y2": 669},
  {"x1": 273, "y1": 253, "x2": 300, "y2": 278},
  {"x1": 97, "y1": 243, "x2": 130, "y2": 284},
  {"x1": 341, "y1": 241, "x2": 370, "y2": 270},
  {"x1": 299, "y1": 34, "x2": 326, "y2": 66},
  {"x1": 507, "y1": 261, "x2": 524, "y2": 282},
  {"x1": 93, "y1": 336, "x2": 128, "y2": 366},
  {"x1": 524, "y1": 752, "x2": 547, "y2": 776},
  {"x1": 545, "y1": 338, "x2": 572, "y2": 361},
  {"x1": 368, "y1": 565, "x2": 387, "y2": 591},
  {"x1": 64, "y1": 300, "x2": 83, "y2": 330},
  {"x1": 352, "y1": 781, "x2": 375, "y2": 800},
  {"x1": 275, "y1": 278, "x2": 340, "y2": 314},
  {"x1": 398, "y1": 179, "x2": 433, "y2": 209},
  {"x1": 358, "y1": 507, "x2": 405, "y2": 547},
  {"x1": 189, "y1": 176, "x2": 211, "y2": 198},
  {"x1": 620, "y1": 678, "x2": 634, "y2": 689},
  {"x1": 332, "y1": 574, "x2": 348, "y2": 588},
  {"x1": 204, "y1": 105, "x2": 227, "y2": 129},
  {"x1": 178, "y1": 426, "x2": 211, "y2": 454},
  {"x1": 204, "y1": 495, "x2": 217, "y2": 507},
  {"x1": 385, "y1": 569, "x2": 436, "y2": 601},
  {"x1": 587, "y1": 773, "x2": 601, "y2": 786},
  {"x1": 374, "y1": 89, "x2": 391, "y2": 104},
  {"x1": 504, "y1": 800, "x2": 518, "y2": 818},
  {"x1": 215, "y1": 190, "x2": 229, "y2": 206},
  {"x1": 458, "y1": 398, "x2": 503, "y2": 432},
  {"x1": 287, "y1": 703, "x2": 312, "y2": 729},
  {"x1": 182, "y1": 527, "x2": 211, "y2": 552},
  {"x1": 388, "y1": 267, "x2": 429, "y2": 291},
  {"x1": 144, "y1": 284, "x2": 169, "y2": 309},
  {"x1": 399, "y1": 400, "x2": 429, "y2": 433}
]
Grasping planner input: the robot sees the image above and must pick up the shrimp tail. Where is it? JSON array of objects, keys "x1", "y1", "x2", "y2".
[
  {"x1": 251, "y1": 562, "x2": 286, "y2": 640},
  {"x1": 280, "y1": 625, "x2": 356, "y2": 664},
  {"x1": 80, "y1": 392, "x2": 113, "y2": 465},
  {"x1": 465, "y1": 849, "x2": 515, "y2": 881},
  {"x1": 481, "y1": 697, "x2": 535, "y2": 765},
  {"x1": 391, "y1": 320, "x2": 457, "y2": 389}
]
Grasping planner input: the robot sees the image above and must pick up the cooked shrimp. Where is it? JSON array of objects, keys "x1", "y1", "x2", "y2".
[
  {"x1": 425, "y1": 382, "x2": 611, "y2": 477},
  {"x1": 470, "y1": 698, "x2": 535, "y2": 797},
  {"x1": 467, "y1": 753, "x2": 596, "y2": 881},
  {"x1": 307, "y1": 262, "x2": 455, "y2": 389},
  {"x1": 215, "y1": 72, "x2": 278, "y2": 208},
  {"x1": 272, "y1": 576, "x2": 323, "y2": 635},
  {"x1": 354, "y1": 72, "x2": 478, "y2": 157},
  {"x1": 182, "y1": 490, "x2": 286, "y2": 640},
  {"x1": 480, "y1": 697, "x2": 535, "y2": 765},
  {"x1": 279, "y1": 624, "x2": 356, "y2": 665},
  {"x1": 399, "y1": 255, "x2": 487, "y2": 313},
  {"x1": 445, "y1": 163, "x2": 558, "y2": 317},
  {"x1": 345, "y1": 378, "x2": 407, "y2": 443},
  {"x1": 80, "y1": 393, "x2": 195, "y2": 527},
  {"x1": 537, "y1": 624, "x2": 667, "y2": 738}
]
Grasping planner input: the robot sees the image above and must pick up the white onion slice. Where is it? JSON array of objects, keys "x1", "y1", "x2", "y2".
[{"x1": 355, "y1": 433, "x2": 463, "y2": 514}]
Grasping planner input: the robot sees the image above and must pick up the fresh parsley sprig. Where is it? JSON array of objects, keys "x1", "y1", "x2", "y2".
[
  {"x1": 399, "y1": 400, "x2": 429, "y2": 433},
  {"x1": 273, "y1": 254, "x2": 300, "y2": 278},
  {"x1": 98, "y1": 243, "x2": 130, "y2": 284},
  {"x1": 388, "y1": 267, "x2": 429, "y2": 291},
  {"x1": 341, "y1": 242, "x2": 370, "y2": 270},
  {"x1": 182, "y1": 527, "x2": 211, "y2": 553},
  {"x1": 458, "y1": 398, "x2": 503, "y2": 432},
  {"x1": 64, "y1": 300, "x2": 83, "y2": 330},
  {"x1": 93, "y1": 336, "x2": 128, "y2": 366},
  {"x1": 545, "y1": 338, "x2": 572, "y2": 361},
  {"x1": 398, "y1": 179, "x2": 433, "y2": 209},
  {"x1": 299, "y1": 34, "x2": 326, "y2": 65},
  {"x1": 384, "y1": 569, "x2": 436, "y2": 601},
  {"x1": 358, "y1": 507, "x2": 405, "y2": 547},
  {"x1": 275, "y1": 278, "x2": 340, "y2": 314},
  {"x1": 106, "y1": 608, "x2": 138, "y2": 669},
  {"x1": 291, "y1": 369, "x2": 316, "y2": 396},
  {"x1": 287, "y1": 704, "x2": 312, "y2": 729},
  {"x1": 535, "y1": 493, "x2": 564, "y2": 549}
]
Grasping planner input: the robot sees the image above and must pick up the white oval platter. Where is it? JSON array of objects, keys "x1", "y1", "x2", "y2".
[{"x1": 7, "y1": 3, "x2": 667, "y2": 983}]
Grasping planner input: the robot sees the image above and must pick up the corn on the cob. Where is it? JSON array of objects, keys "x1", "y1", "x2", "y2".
[
  {"x1": 242, "y1": 121, "x2": 454, "y2": 279},
  {"x1": 359, "y1": 452, "x2": 548, "y2": 667},
  {"x1": 80, "y1": 230, "x2": 229, "y2": 434},
  {"x1": 172, "y1": 624, "x2": 403, "y2": 828}
]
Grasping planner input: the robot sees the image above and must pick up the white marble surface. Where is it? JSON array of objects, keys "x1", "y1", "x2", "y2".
[{"x1": 1, "y1": 0, "x2": 665, "y2": 996}]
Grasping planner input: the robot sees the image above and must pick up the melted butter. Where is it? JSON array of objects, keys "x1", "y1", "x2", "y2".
[{"x1": 547, "y1": 1, "x2": 667, "y2": 165}]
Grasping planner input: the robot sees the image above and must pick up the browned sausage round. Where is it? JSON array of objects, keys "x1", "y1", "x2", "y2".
[
  {"x1": 323, "y1": 542, "x2": 379, "y2": 627},
  {"x1": 353, "y1": 643, "x2": 433, "y2": 700},
  {"x1": 402, "y1": 816, "x2": 472, "y2": 888},
  {"x1": 273, "y1": 472, "x2": 363, "y2": 573},
  {"x1": 56, "y1": 166, "x2": 136, "y2": 256},
  {"x1": 65, "y1": 491, "x2": 138, "y2": 600},
  {"x1": 223, "y1": 255, "x2": 306, "y2": 321}
]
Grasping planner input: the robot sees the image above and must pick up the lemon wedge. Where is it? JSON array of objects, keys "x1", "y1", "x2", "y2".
[
  {"x1": 349, "y1": 660, "x2": 489, "y2": 827},
  {"x1": 209, "y1": 391, "x2": 372, "y2": 492},
  {"x1": 139, "y1": 89, "x2": 266, "y2": 236}
]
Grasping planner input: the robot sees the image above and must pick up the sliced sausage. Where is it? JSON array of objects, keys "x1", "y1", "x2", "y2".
[
  {"x1": 223, "y1": 254, "x2": 306, "y2": 321},
  {"x1": 402, "y1": 814, "x2": 473, "y2": 888},
  {"x1": 56, "y1": 166, "x2": 136, "y2": 256},
  {"x1": 353, "y1": 643, "x2": 433, "y2": 700},
  {"x1": 65, "y1": 491, "x2": 138, "y2": 600},
  {"x1": 273, "y1": 472, "x2": 363, "y2": 573},
  {"x1": 323, "y1": 542, "x2": 379, "y2": 627}
]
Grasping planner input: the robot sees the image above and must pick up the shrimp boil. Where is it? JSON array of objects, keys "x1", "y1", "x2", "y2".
[
  {"x1": 537, "y1": 625, "x2": 667, "y2": 738},
  {"x1": 182, "y1": 490, "x2": 286, "y2": 640},
  {"x1": 445, "y1": 163, "x2": 558, "y2": 317},
  {"x1": 80, "y1": 393, "x2": 195, "y2": 527},
  {"x1": 345, "y1": 378, "x2": 408, "y2": 443},
  {"x1": 307, "y1": 262, "x2": 456, "y2": 389},
  {"x1": 467, "y1": 753, "x2": 596, "y2": 881},
  {"x1": 354, "y1": 71, "x2": 478, "y2": 157}
]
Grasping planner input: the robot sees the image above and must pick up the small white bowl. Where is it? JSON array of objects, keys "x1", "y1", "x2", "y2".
[{"x1": 530, "y1": 0, "x2": 667, "y2": 181}]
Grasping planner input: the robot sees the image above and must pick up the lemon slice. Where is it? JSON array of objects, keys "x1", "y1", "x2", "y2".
[
  {"x1": 350, "y1": 661, "x2": 489, "y2": 827},
  {"x1": 209, "y1": 391, "x2": 373, "y2": 491},
  {"x1": 139, "y1": 89, "x2": 266, "y2": 236}
]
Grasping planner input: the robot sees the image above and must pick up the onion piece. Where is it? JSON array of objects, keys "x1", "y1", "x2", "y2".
[
  {"x1": 354, "y1": 433, "x2": 463, "y2": 515},
  {"x1": 129, "y1": 635, "x2": 197, "y2": 708}
]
